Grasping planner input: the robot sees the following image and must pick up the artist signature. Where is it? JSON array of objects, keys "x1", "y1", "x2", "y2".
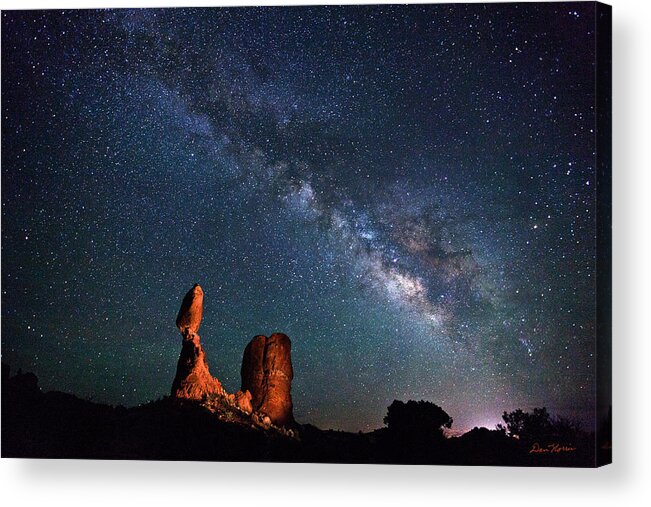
[{"x1": 529, "y1": 442, "x2": 577, "y2": 454}]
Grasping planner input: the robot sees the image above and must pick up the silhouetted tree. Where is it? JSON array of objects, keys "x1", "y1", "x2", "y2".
[
  {"x1": 499, "y1": 407, "x2": 582, "y2": 443},
  {"x1": 497, "y1": 408, "x2": 527, "y2": 437},
  {"x1": 551, "y1": 415, "x2": 583, "y2": 441},
  {"x1": 384, "y1": 400, "x2": 452, "y2": 442},
  {"x1": 501, "y1": 407, "x2": 550, "y2": 440}
]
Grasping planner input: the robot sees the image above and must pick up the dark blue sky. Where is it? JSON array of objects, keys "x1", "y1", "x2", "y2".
[{"x1": 2, "y1": 3, "x2": 598, "y2": 432}]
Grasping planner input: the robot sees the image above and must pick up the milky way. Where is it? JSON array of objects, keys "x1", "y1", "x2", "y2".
[{"x1": 2, "y1": 4, "x2": 599, "y2": 431}]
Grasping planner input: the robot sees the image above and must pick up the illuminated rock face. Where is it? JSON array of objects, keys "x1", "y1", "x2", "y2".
[
  {"x1": 171, "y1": 285, "x2": 294, "y2": 422},
  {"x1": 175, "y1": 283, "x2": 204, "y2": 336},
  {"x1": 241, "y1": 333, "x2": 294, "y2": 426},
  {"x1": 171, "y1": 284, "x2": 223, "y2": 400},
  {"x1": 234, "y1": 390, "x2": 253, "y2": 414}
]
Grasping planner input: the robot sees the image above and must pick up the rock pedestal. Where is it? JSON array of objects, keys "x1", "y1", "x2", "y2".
[{"x1": 241, "y1": 333, "x2": 294, "y2": 426}]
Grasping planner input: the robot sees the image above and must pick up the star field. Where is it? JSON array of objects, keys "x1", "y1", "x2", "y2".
[{"x1": 2, "y1": 4, "x2": 598, "y2": 432}]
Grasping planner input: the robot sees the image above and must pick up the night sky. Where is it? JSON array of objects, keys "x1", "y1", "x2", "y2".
[{"x1": 2, "y1": 3, "x2": 599, "y2": 432}]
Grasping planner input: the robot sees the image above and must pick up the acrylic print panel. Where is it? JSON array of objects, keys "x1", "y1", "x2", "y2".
[{"x1": 1, "y1": 2, "x2": 612, "y2": 467}]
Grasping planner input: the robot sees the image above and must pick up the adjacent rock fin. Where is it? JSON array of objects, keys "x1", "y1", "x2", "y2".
[{"x1": 241, "y1": 333, "x2": 294, "y2": 426}]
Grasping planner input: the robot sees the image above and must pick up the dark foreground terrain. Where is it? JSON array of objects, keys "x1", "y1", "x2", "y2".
[{"x1": 2, "y1": 366, "x2": 608, "y2": 466}]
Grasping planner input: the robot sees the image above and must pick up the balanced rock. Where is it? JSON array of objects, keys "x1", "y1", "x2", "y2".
[
  {"x1": 241, "y1": 333, "x2": 294, "y2": 426},
  {"x1": 176, "y1": 283, "x2": 204, "y2": 335},
  {"x1": 171, "y1": 284, "x2": 223, "y2": 400}
]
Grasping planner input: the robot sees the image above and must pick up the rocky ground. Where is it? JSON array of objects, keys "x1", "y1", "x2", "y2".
[{"x1": 1, "y1": 365, "x2": 604, "y2": 466}]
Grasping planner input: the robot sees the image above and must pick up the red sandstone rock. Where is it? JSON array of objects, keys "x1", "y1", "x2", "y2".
[
  {"x1": 176, "y1": 283, "x2": 203, "y2": 336},
  {"x1": 234, "y1": 390, "x2": 253, "y2": 414},
  {"x1": 171, "y1": 284, "x2": 223, "y2": 400},
  {"x1": 241, "y1": 333, "x2": 294, "y2": 426}
]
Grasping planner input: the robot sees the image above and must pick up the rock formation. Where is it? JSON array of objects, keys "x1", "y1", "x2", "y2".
[
  {"x1": 171, "y1": 284, "x2": 224, "y2": 400},
  {"x1": 234, "y1": 389, "x2": 253, "y2": 414},
  {"x1": 171, "y1": 284, "x2": 295, "y2": 426},
  {"x1": 241, "y1": 333, "x2": 294, "y2": 426}
]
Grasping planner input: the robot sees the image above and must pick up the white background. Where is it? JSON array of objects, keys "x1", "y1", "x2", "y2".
[{"x1": 1, "y1": 0, "x2": 649, "y2": 505}]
